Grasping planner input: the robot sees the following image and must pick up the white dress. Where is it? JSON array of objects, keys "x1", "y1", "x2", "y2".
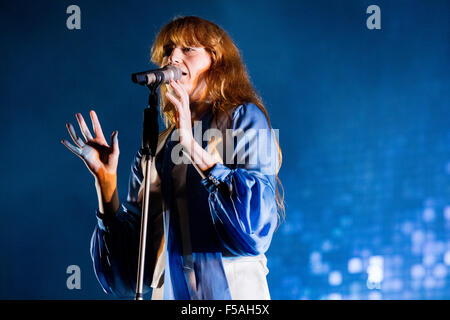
[{"x1": 150, "y1": 250, "x2": 271, "y2": 300}]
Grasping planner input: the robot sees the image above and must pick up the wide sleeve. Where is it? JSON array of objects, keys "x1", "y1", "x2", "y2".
[
  {"x1": 90, "y1": 149, "x2": 164, "y2": 298},
  {"x1": 201, "y1": 103, "x2": 280, "y2": 256}
]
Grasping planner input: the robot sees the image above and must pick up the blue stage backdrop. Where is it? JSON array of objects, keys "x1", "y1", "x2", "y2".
[{"x1": 0, "y1": 0, "x2": 448, "y2": 299}]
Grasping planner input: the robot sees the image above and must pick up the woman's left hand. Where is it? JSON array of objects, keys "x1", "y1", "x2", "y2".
[{"x1": 165, "y1": 80, "x2": 194, "y2": 150}]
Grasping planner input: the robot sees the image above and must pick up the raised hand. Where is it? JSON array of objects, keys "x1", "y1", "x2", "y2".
[
  {"x1": 61, "y1": 110, "x2": 119, "y2": 182},
  {"x1": 165, "y1": 79, "x2": 194, "y2": 148},
  {"x1": 165, "y1": 80, "x2": 218, "y2": 174}
]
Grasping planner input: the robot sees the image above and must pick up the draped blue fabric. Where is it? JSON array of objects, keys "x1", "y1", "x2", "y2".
[
  {"x1": 156, "y1": 111, "x2": 231, "y2": 299},
  {"x1": 90, "y1": 103, "x2": 279, "y2": 299}
]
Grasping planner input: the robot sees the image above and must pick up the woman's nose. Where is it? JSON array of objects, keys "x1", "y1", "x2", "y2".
[{"x1": 169, "y1": 47, "x2": 183, "y2": 64}]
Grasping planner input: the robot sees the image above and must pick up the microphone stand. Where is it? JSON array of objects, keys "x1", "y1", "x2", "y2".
[{"x1": 134, "y1": 73, "x2": 163, "y2": 300}]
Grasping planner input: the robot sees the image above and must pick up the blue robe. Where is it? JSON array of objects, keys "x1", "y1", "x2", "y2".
[{"x1": 90, "y1": 103, "x2": 280, "y2": 299}]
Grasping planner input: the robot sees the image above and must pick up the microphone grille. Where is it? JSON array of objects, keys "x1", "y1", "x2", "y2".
[{"x1": 166, "y1": 65, "x2": 182, "y2": 81}]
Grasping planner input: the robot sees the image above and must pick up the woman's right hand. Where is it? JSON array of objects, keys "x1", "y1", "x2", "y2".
[{"x1": 61, "y1": 110, "x2": 119, "y2": 185}]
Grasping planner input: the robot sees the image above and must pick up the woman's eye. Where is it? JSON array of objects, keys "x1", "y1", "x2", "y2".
[
  {"x1": 183, "y1": 47, "x2": 194, "y2": 53},
  {"x1": 163, "y1": 46, "x2": 173, "y2": 57}
]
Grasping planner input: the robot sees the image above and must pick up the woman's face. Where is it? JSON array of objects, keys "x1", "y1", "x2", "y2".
[{"x1": 162, "y1": 45, "x2": 212, "y2": 101}]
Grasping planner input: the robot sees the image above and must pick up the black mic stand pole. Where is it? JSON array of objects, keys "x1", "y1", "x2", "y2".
[{"x1": 135, "y1": 73, "x2": 163, "y2": 300}]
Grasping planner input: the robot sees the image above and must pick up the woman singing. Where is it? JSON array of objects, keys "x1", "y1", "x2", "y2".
[{"x1": 62, "y1": 16, "x2": 284, "y2": 300}]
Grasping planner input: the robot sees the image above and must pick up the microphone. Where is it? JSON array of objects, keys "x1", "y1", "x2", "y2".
[{"x1": 131, "y1": 65, "x2": 183, "y2": 85}]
